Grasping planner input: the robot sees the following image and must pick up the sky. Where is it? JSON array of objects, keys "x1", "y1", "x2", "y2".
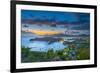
[
  {"x1": 21, "y1": 10, "x2": 90, "y2": 36},
  {"x1": 21, "y1": 9, "x2": 90, "y2": 23}
]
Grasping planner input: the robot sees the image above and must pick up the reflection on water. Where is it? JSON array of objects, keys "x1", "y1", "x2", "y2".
[
  {"x1": 21, "y1": 23, "x2": 90, "y2": 52},
  {"x1": 21, "y1": 36, "x2": 67, "y2": 52}
]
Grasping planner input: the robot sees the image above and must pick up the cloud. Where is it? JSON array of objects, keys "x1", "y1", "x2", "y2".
[{"x1": 22, "y1": 28, "x2": 62, "y2": 36}]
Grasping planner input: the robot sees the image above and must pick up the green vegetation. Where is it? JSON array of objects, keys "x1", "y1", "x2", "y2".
[
  {"x1": 21, "y1": 46, "x2": 47, "y2": 62},
  {"x1": 21, "y1": 38, "x2": 90, "y2": 63},
  {"x1": 77, "y1": 48, "x2": 90, "y2": 60},
  {"x1": 21, "y1": 47, "x2": 90, "y2": 62}
]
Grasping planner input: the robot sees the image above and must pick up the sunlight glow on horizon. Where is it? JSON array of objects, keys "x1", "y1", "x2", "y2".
[{"x1": 22, "y1": 28, "x2": 62, "y2": 35}]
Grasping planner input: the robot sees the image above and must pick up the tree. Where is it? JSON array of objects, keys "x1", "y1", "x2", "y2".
[{"x1": 46, "y1": 49, "x2": 55, "y2": 59}]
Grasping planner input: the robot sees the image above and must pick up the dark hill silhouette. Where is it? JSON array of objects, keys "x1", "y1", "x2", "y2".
[{"x1": 30, "y1": 37, "x2": 63, "y2": 44}]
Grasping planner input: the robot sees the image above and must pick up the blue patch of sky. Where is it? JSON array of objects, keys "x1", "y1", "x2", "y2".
[{"x1": 21, "y1": 10, "x2": 90, "y2": 23}]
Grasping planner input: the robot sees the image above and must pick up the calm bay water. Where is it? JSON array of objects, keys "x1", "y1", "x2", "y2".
[
  {"x1": 21, "y1": 36, "x2": 67, "y2": 52},
  {"x1": 21, "y1": 24, "x2": 89, "y2": 52}
]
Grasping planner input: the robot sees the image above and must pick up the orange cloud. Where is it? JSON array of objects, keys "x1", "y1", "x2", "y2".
[
  {"x1": 31, "y1": 30, "x2": 61, "y2": 35},
  {"x1": 22, "y1": 28, "x2": 62, "y2": 35}
]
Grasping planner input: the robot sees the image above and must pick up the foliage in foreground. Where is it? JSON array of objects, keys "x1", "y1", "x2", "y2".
[{"x1": 21, "y1": 43, "x2": 90, "y2": 63}]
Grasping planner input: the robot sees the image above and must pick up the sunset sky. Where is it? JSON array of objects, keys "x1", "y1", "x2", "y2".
[
  {"x1": 21, "y1": 10, "x2": 90, "y2": 36},
  {"x1": 22, "y1": 28, "x2": 62, "y2": 35}
]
